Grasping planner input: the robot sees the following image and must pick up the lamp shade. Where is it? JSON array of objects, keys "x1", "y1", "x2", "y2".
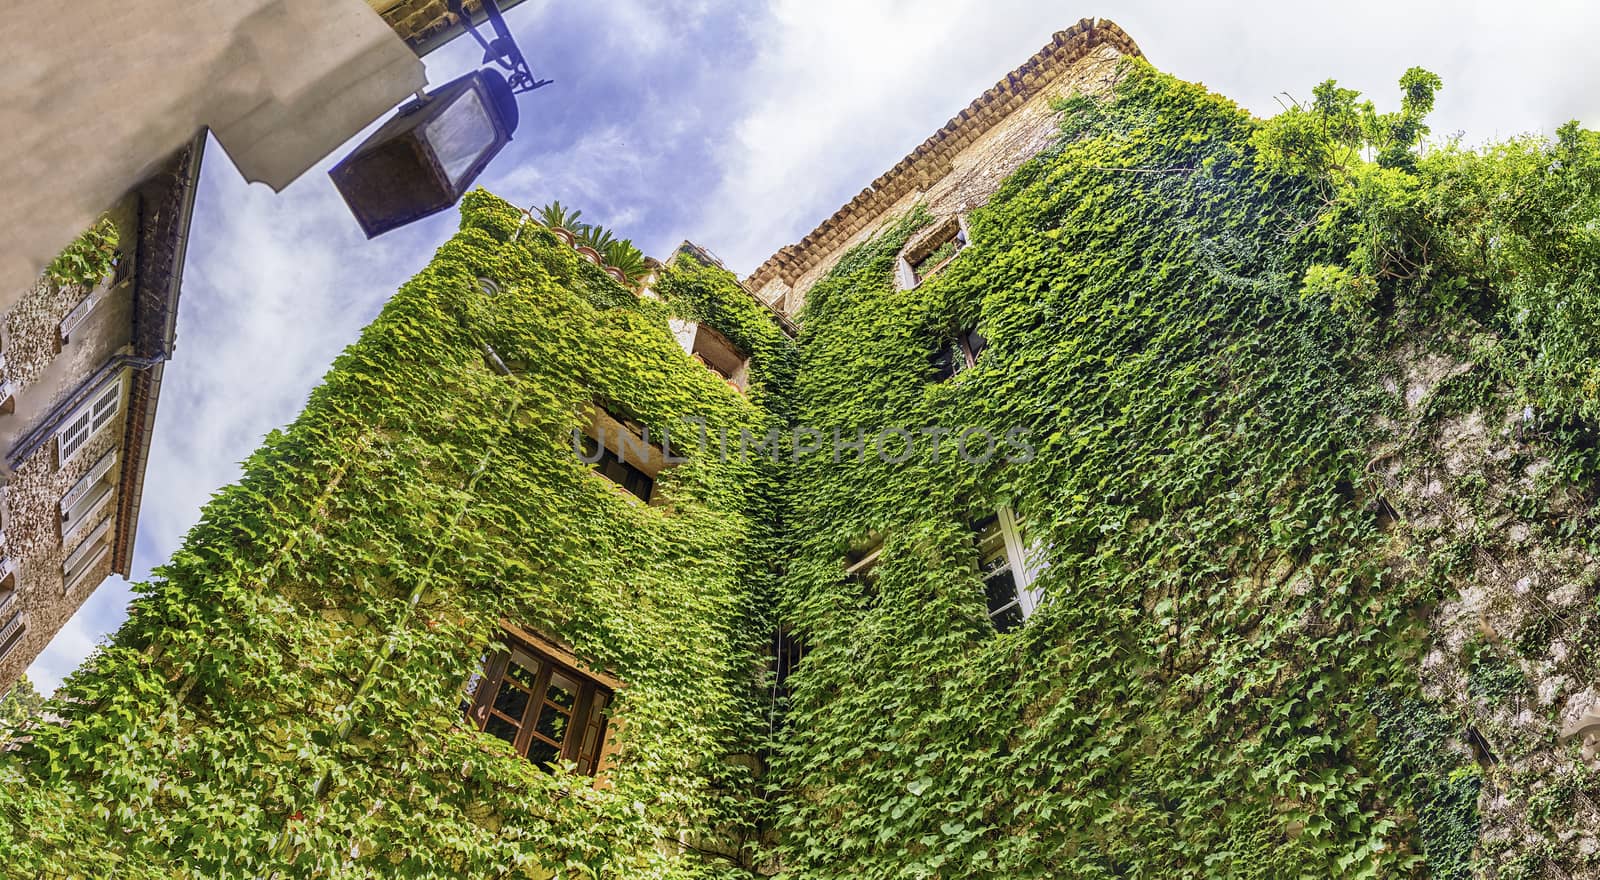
[{"x1": 330, "y1": 70, "x2": 518, "y2": 238}]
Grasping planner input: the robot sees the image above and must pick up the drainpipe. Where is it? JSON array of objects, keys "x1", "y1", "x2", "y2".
[{"x1": 6, "y1": 348, "x2": 171, "y2": 469}]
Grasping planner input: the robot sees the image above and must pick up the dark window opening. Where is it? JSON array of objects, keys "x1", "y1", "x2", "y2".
[
  {"x1": 933, "y1": 326, "x2": 987, "y2": 380},
  {"x1": 578, "y1": 433, "x2": 655, "y2": 501},
  {"x1": 771, "y1": 628, "x2": 806, "y2": 709},
  {"x1": 974, "y1": 515, "x2": 1024, "y2": 632},
  {"x1": 466, "y1": 636, "x2": 613, "y2": 776}
]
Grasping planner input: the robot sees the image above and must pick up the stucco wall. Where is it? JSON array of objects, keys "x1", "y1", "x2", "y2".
[{"x1": 1, "y1": 0, "x2": 423, "y2": 304}]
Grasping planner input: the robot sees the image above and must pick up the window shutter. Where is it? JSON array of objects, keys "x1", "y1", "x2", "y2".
[
  {"x1": 61, "y1": 449, "x2": 117, "y2": 512},
  {"x1": 59, "y1": 282, "x2": 117, "y2": 345},
  {"x1": 57, "y1": 410, "x2": 93, "y2": 464},
  {"x1": 90, "y1": 383, "x2": 120, "y2": 431}
]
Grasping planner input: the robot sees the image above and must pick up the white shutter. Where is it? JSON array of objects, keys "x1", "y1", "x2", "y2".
[
  {"x1": 62, "y1": 481, "x2": 114, "y2": 543},
  {"x1": 61, "y1": 449, "x2": 117, "y2": 512},
  {"x1": 55, "y1": 379, "x2": 123, "y2": 468},
  {"x1": 56, "y1": 409, "x2": 93, "y2": 464},
  {"x1": 90, "y1": 382, "x2": 120, "y2": 431},
  {"x1": 59, "y1": 281, "x2": 118, "y2": 345},
  {"x1": 63, "y1": 517, "x2": 114, "y2": 592}
]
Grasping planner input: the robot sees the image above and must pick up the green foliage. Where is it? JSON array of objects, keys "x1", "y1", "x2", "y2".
[
  {"x1": 1369, "y1": 692, "x2": 1481, "y2": 880},
  {"x1": 1254, "y1": 67, "x2": 1442, "y2": 182},
  {"x1": 535, "y1": 200, "x2": 651, "y2": 282},
  {"x1": 0, "y1": 675, "x2": 45, "y2": 740},
  {"x1": 4, "y1": 47, "x2": 1597, "y2": 880},
  {"x1": 44, "y1": 217, "x2": 119, "y2": 288},
  {"x1": 770, "y1": 61, "x2": 1438, "y2": 878},
  {"x1": 0, "y1": 190, "x2": 791, "y2": 878},
  {"x1": 1465, "y1": 641, "x2": 1526, "y2": 703},
  {"x1": 536, "y1": 199, "x2": 584, "y2": 230},
  {"x1": 1301, "y1": 262, "x2": 1379, "y2": 317}
]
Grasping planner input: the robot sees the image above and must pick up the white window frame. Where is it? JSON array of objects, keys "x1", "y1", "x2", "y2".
[
  {"x1": 61, "y1": 449, "x2": 117, "y2": 513},
  {"x1": 0, "y1": 344, "x2": 12, "y2": 413},
  {"x1": 56, "y1": 378, "x2": 123, "y2": 468},
  {"x1": 977, "y1": 506, "x2": 1047, "y2": 629},
  {"x1": 61, "y1": 480, "x2": 114, "y2": 544},
  {"x1": 0, "y1": 605, "x2": 24, "y2": 662},
  {"x1": 896, "y1": 214, "x2": 970, "y2": 290}
]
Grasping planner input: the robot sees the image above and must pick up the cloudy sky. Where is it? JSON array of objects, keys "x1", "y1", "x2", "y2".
[{"x1": 27, "y1": 0, "x2": 1600, "y2": 691}]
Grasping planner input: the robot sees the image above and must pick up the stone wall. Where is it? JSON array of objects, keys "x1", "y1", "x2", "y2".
[
  {"x1": 1374, "y1": 345, "x2": 1600, "y2": 875},
  {"x1": 748, "y1": 20, "x2": 1140, "y2": 316},
  {"x1": 0, "y1": 386, "x2": 124, "y2": 689}
]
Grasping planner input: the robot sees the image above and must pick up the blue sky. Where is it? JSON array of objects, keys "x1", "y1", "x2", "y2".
[{"x1": 28, "y1": 0, "x2": 1600, "y2": 691}]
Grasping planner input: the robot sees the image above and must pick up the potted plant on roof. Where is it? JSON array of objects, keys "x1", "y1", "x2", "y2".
[
  {"x1": 536, "y1": 200, "x2": 582, "y2": 246},
  {"x1": 575, "y1": 223, "x2": 618, "y2": 266},
  {"x1": 602, "y1": 240, "x2": 648, "y2": 287}
]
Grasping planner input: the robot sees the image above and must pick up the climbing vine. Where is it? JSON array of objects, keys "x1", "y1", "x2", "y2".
[
  {"x1": 0, "y1": 49, "x2": 1597, "y2": 880},
  {"x1": 0, "y1": 192, "x2": 789, "y2": 879},
  {"x1": 764, "y1": 60, "x2": 1546, "y2": 878},
  {"x1": 43, "y1": 217, "x2": 119, "y2": 289}
]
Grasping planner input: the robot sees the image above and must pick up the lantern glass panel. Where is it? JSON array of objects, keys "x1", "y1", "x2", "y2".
[{"x1": 426, "y1": 89, "x2": 497, "y2": 189}]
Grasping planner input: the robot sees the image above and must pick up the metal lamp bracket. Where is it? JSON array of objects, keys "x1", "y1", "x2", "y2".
[{"x1": 446, "y1": 0, "x2": 551, "y2": 94}]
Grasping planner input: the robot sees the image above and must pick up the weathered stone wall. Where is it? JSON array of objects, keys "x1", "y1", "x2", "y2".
[
  {"x1": 1371, "y1": 344, "x2": 1600, "y2": 875},
  {"x1": 0, "y1": 387, "x2": 124, "y2": 690},
  {"x1": 757, "y1": 41, "x2": 1128, "y2": 314}
]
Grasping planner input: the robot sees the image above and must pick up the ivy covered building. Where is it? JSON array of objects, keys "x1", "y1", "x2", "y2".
[{"x1": 4, "y1": 16, "x2": 1600, "y2": 880}]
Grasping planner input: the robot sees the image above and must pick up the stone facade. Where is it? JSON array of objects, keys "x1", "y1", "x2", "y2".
[
  {"x1": 746, "y1": 18, "x2": 1141, "y2": 316},
  {"x1": 0, "y1": 147, "x2": 198, "y2": 695},
  {"x1": 0, "y1": 242, "x2": 137, "y2": 690}
]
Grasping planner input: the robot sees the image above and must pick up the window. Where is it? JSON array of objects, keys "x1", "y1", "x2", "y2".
[
  {"x1": 897, "y1": 215, "x2": 969, "y2": 289},
  {"x1": 670, "y1": 319, "x2": 750, "y2": 392},
  {"x1": 62, "y1": 517, "x2": 113, "y2": 593},
  {"x1": 973, "y1": 507, "x2": 1045, "y2": 632},
  {"x1": 0, "y1": 589, "x2": 23, "y2": 662},
  {"x1": 577, "y1": 407, "x2": 674, "y2": 504},
  {"x1": 59, "y1": 278, "x2": 121, "y2": 345},
  {"x1": 465, "y1": 634, "x2": 614, "y2": 776},
  {"x1": 0, "y1": 343, "x2": 12, "y2": 415},
  {"x1": 769, "y1": 627, "x2": 806, "y2": 714},
  {"x1": 56, "y1": 380, "x2": 122, "y2": 467},
  {"x1": 577, "y1": 434, "x2": 655, "y2": 502},
  {"x1": 843, "y1": 532, "x2": 884, "y2": 591},
  {"x1": 932, "y1": 326, "x2": 988, "y2": 380},
  {"x1": 61, "y1": 449, "x2": 118, "y2": 542}
]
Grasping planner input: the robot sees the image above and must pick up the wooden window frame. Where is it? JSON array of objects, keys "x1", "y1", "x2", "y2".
[
  {"x1": 843, "y1": 532, "x2": 885, "y2": 592},
  {"x1": 933, "y1": 326, "x2": 988, "y2": 380},
  {"x1": 466, "y1": 628, "x2": 618, "y2": 777},
  {"x1": 577, "y1": 406, "x2": 675, "y2": 504}
]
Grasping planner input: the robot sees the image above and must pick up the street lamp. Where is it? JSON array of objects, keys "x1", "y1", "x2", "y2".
[{"x1": 329, "y1": 0, "x2": 549, "y2": 238}]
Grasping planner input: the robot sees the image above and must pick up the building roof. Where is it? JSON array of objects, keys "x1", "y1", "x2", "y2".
[
  {"x1": 113, "y1": 137, "x2": 204, "y2": 577},
  {"x1": 742, "y1": 17, "x2": 1142, "y2": 295},
  {"x1": 369, "y1": 0, "x2": 536, "y2": 56}
]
